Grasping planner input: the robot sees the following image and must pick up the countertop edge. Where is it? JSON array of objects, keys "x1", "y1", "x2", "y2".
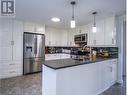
[{"x1": 43, "y1": 58, "x2": 118, "y2": 70}]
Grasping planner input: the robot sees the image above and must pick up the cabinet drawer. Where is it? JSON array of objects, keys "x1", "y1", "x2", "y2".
[
  {"x1": 0, "y1": 60, "x2": 22, "y2": 79},
  {"x1": 0, "y1": 68, "x2": 22, "y2": 79},
  {"x1": 0, "y1": 61, "x2": 22, "y2": 70}
]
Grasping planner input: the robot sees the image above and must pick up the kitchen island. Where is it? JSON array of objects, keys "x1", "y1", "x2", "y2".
[{"x1": 42, "y1": 58, "x2": 117, "y2": 95}]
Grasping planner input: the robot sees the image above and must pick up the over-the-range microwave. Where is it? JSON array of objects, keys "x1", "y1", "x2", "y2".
[{"x1": 74, "y1": 34, "x2": 88, "y2": 44}]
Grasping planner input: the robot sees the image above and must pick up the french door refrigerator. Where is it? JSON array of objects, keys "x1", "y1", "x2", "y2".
[{"x1": 23, "y1": 32, "x2": 45, "y2": 74}]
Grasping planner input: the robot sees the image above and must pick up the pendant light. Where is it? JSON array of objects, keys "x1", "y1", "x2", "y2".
[
  {"x1": 70, "y1": 1, "x2": 76, "y2": 28},
  {"x1": 92, "y1": 12, "x2": 97, "y2": 33}
]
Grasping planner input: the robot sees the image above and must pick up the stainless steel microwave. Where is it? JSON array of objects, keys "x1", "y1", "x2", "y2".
[{"x1": 74, "y1": 34, "x2": 87, "y2": 44}]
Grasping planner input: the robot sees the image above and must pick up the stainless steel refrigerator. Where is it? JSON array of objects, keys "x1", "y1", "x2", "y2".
[{"x1": 23, "y1": 32, "x2": 45, "y2": 75}]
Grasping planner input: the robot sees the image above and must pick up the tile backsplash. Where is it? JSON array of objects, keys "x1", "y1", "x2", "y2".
[{"x1": 45, "y1": 46, "x2": 118, "y2": 58}]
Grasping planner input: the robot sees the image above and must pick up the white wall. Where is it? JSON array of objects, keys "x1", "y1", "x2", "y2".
[
  {"x1": 115, "y1": 15, "x2": 126, "y2": 83},
  {"x1": 126, "y1": 13, "x2": 127, "y2": 93}
]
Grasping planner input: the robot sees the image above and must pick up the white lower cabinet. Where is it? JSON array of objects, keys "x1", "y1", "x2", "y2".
[
  {"x1": 109, "y1": 59, "x2": 117, "y2": 84},
  {"x1": 101, "y1": 59, "x2": 117, "y2": 91},
  {"x1": 0, "y1": 60, "x2": 22, "y2": 79},
  {"x1": 43, "y1": 59, "x2": 118, "y2": 95}
]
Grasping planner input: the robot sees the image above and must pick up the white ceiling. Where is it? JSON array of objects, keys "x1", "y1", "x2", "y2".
[{"x1": 15, "y1": 0, "x2": 125, "y2": 29}]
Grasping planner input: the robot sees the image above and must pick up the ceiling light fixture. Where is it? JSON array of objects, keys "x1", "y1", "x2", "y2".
[
  {"x1": 51, "y1": 17, "x2": 60, "y2": 22},
  {"x1": 92, "y1": 12, "x2": 97, "y2": 33},
  {"x1": 70, "y1": 1, "x2": 76, "y2": 28}
]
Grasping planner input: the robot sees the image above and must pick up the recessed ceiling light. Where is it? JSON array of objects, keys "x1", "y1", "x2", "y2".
[{"x1": 51, "y1": 17, "x2": 60, "y2": 22}]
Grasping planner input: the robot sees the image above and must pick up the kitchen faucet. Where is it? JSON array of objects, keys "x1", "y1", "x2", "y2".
[{"x1": 82, "y1": 45, "x2": 92, "y2": 61}]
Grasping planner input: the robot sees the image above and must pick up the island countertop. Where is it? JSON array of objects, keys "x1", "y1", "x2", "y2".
[{"x1": 44, "y1": 58, "x2": 117, "y2": 70}]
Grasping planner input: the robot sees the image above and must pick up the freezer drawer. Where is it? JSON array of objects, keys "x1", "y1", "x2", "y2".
[{"x1": 23, "y1": 58, "x2": 44, "y2": 74}]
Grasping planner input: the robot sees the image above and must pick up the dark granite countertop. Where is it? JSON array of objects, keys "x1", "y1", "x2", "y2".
[{"x1": 44, "y1": 58, "x2": 117, "y2": 70}]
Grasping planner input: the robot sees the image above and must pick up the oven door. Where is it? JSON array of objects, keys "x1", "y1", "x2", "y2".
[{"x1": 74, "y1": 35, "x2": 81, "y2": 43}]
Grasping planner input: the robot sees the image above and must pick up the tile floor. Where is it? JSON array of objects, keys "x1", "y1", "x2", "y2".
[
  {"x1": 0, "y1": 73, "x2": 126, "y2": 95},
  {"x1": 0, "y1": 73, "x2": 42, "y2": 95}
]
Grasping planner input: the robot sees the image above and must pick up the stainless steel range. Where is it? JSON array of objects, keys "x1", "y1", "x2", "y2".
[{"x1": 23, "y1": 32, "x2": 45, "y2": 74}]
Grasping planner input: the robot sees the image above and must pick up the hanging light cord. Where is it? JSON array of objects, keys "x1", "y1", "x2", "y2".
[
  {"x1": 94, "y1": 14, "x2": 95, "y2": 26},
  {"x1": 71, "y1": 1, "x2": 76, "y2": 20},
  {"x1": 72, "y1": 4, "x2": 74, "y2": 20},
  {"x1": 93, "y1": 12, "x2": 97, "y2": 27}
]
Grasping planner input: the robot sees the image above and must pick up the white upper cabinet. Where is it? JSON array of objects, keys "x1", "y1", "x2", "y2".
[
  {"x1": 75, "y1": 26, "x2": 88, "y2": 34},
  {"x1": 45, "y1": 28, "x2": 51, "y2": 46},
  {"x1": 86, "y1": 16, "x2": 116, "y2": 46},
  {"x1": 67, "y1": 29, "x2": 75, "y2": 46},
  {"x1": 95, "y1": 20, "x2": 105, "y2": 45},
  {"x1": 60, "y1": 30, "x2": 68, "y2": 46},
  {"x1": 23, "y1": 22, "x2": 35, "y2": 33},
  {"x1": 104, "y1": 17, "x2": 116, "y2": 46},
  {"x1": 45, "y1": 27, "x2": 73, "y2": 47},
  {"x1": 45, "y1": 16, "x2": 116, "y2": 47},
  {"x1": 35, "y1": 24, "x2": 45, "y2": 34},
  {"x1": 45, "y1": 27, "x2": 60, "y2": 46},
  {"x1": 23, "y1": 22, "x2": 45, "y2": 34},
  {"x1": 84, "y1": 24, "x2": 95, "y2": 45}
]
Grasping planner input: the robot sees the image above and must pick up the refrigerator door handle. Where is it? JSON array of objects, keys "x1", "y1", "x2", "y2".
[{"x1": 34, "y1": 36, "x2": 37, "y2": 55}]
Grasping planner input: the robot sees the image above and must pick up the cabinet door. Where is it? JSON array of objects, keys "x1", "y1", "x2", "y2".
[
  {"x1": 105, "y1": 17, "x2": 116, "y2": 45},
  {"x1": 110, "y1": 59, "x2": 117, "y2": 84},
  {"x1": 0, "y1": 60, "x2": 22, "y2": 79},
  {"x1": 76, "y1": 26, "x2": 87, "y2": 34},
  {"x1": 23, "y1": 22, "x2": 35, "y2": 33},
  {"x1": 110, "y1": 63, "x2": 117, "y2": 84},
  {"x1": 101, "y1": 61, "x2": 111, "y2": 90},
  {"x1": 51, "y1": 31, "x2": 57, "y2": 46},
  {"x1": 68, "y1": 29, "x2": 75, "y2": 46},
  {"x1": 0, "y1": 19, "x2": 13, "y2": 61},
  {"x1": 61, "y1": 30, "x2": 68, "y2": 46},
  {"x1": 86, "y1": 23, "x2": 95, "y2": 45},
  {"x1": 95, "y1": 20, "x2": 105, "y2": 45},
  {"x1": 13, "y1": 20, "x2": 23, "y2": 61},
  {"x1": 45, "y1": 29, "x2": 51, "y2": 46},
  {"x1": 35, "y1": 24, "x2": 45, "y2": 34}
]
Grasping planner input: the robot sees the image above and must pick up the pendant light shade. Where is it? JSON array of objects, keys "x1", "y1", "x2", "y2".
[
  {"x1": 70, "y1": 1, "x2": 76, "y2": 28},
  {"x1": 92, "y1": 12, "x2": 97, "y2": 33},
  {"x1": 92, "y1": 26, "x2": 97, "y2": 33},
  {"x1": 70, "y1": 20, "x2": 76, "y2": 28}
]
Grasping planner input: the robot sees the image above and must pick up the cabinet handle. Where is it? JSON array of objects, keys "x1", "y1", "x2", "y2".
[
  {"x1": 112, "y1": 38, "x2": 114, "y2": 44},
  {"x1": 70, "y1": 42, "x2": 72, "y2": 45},
  {"x1": 10, "y1": 71, "x2": 16, "y2": 73},
  {"x1": 11, "y1": 41, "x2": 14, "y2": 45},
  {"x1": 49, "y1": 41, "x2": 51, "y2": 45},
  {"x1": 110, "y1": 67, "x2": 112, "y2": 72},
  {"x1": 9, "y1": 64, "x2": 15, "y2": 65},
  {"x1": 67, "y1": 42, "x2": 69, "y2": 45},
  {"x1": 93, "y1": 40, "x2": 96, "y2": 45}
]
